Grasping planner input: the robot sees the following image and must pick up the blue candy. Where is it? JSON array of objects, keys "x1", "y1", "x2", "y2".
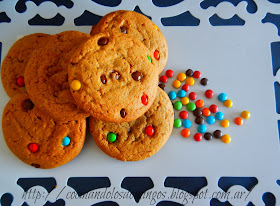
[
  {"x1": 177, "y1": 90, "x2": 186, "y2": 98},
  {"x1": 218, "y1": 93, "x2": 228, "y2": 102},
  {"x1": 197, "y1": 124, "x2": 207, "y2": 133},
  {"x1": 183, "y1": 119, "x2": 192, "y2": 128},
  {"x1": 62, "y1": 136, "x2": 71, "y2": 146},
  {"x1": 168, "y1": 91, "x2": 177, "y2": 100},
  {"x1": 206, "y1": 116, "x2": 216, "y2": 125},
  {"x1": 215, "y1": 112, "x2": 224, "y2": 120}
]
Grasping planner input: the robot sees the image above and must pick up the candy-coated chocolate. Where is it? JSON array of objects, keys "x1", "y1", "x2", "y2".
[
  {"x1": 107, "y1": 132, "x2": 117, "y2": 142},
  {"x1": 174, "y1": 119, "x2": 182, "y2": 128},
  {"x1": 215, "y1": 112, "x2": 224, "y2": 120},
  {"x1": 195, "y1": 116, "x2": 204, "y2": 125},
  {"x1": 62, "y1": 136, "x2": 71, "y2": 146},
  {"x1": 120, "y1": 109, "x2": 127, "y2": 118},
  {"x1": 195, "y1": 99, "x2": 204, "y2": 108},
  {"x1": 71, "y1": 80, "x2": 81, "y2": 91},
  {"x1": 241, "y1": 111, "x2": 250, "y2": 119},
  {"x1": 177, "y1": 73, "x2": 187, "y2": 81},
  {"x1": 205, "y1": 89, "x2": 214, "y2": 98},
  {"x1": 141, "y1": 94, "x2": 148, "y2": 105},
  {"x1": 158, "y1": 83, "x2": 165, "y2": 90},
  {"x1": 100, "y1": 75, "x2": 107, "y2": 84},
  {"x1": 189, "y1": 92, "x2": 197, "y2": 100},
  {"x1": 194, "y1": 133, "x2": 202, "y2": 141},
  {"x1": 204, "y1": 132, "x2": 212, "y2": 140},
  {"x1": 159, "y1": 75, "x2": 168, "y2": 83},
  {"x1": 28, "y1": 143, "x2": 39, "y2": 153},
  {"x1": 174, "y1": 101, "x2": 182, "y2": 110},
  {"x1": 186, "y1": 69, "x2": 193, "y2": 76},
  {"x1": 193, "y1": 108, "x2": 202, "y2": 117},
  {"x1": 200, "y1": 78, "x2": 208, "y2": 86},
  {"x1": 206, "y1": 116, "x2": 215, "y2": 125},
  {"x1": 218, "y1": 93, "x2": 228, "y2": 102},
  {"x1": 182, "y1": 84, "x2": 189, "y2": 92},
  {"x1": 22, "y1": 99, "x2": 34, "y2": 111},
  {"x1": 213, "y1": 130, "x2": 222, "y2": 139},
  {"x1": 224, "y1": 99, "x2": 233, "y2": 108},
  {"x1": 234, "y1": 117, "x2": 243, "y2": 125},
  {"x1": 98, "y1": 37, "x2": 109, "y2": 46},
  {"x1": 209, "y1": 104, "x2": 218, "y2": 113},
  {"x1": 147, "y1": 55, "x2": 152, "y2": 63},
  {"x1": 183, "y1": 119, "x2": 192, "y2": 128},
  {"x1": 154, "y1": 50, "x2": 160, "y2": 60},
  {"x1": 145, "y1": 126, "x2": 155, "y2": 136},
  {"x1": 221, "y1": 134, "x2": 231, "y2": 143},
  {"x1": 179, "y1": 111, "x2": 188, "y2": 119},
  {"x1": 202, "y1": 108, "x2": 211, "y2": 117},
  {"x1": 16, "y1": 76, "x2": 25, "y2": 87},
  {"x1": 181, "y1": 128, "x2": 190, "y2": 138},
  {"x1": 177, "y1": 90, "x2": 186, "y2": 98},
  {"x1": 166, "y1": 69, "x2": 174, "y2": 77},
  {"x1": 220, "y1": 119, "x2": 230, "y2": 128},
  {"x1": 193, "y1": 71, "x2": 201, "y2": 79},
  {"x1": 132, "y1": 71, "x2": 142, "y2": 81},
  {"x1": 181, "y1": 97, "x2": 189, "y2": 105},
  {"x1": 187, "y1": 102, "x2": 196, "y2": 111},
  {"x1": 198, "y1": 124, "x2": 207, "y2": 133},
  {"x1": 173, "y1": 80, "x2": 181, "y2": 88},
  {"x1": 168, "y1": 91, "x2": 177, "y2": 100},
  {"x1": 186, "y1": 77, "x2": 194, "y2": 86}
]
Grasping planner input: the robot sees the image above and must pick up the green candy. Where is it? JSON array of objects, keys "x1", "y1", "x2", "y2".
[
  {"x1": 107, "y1": 132, "x2": 117, "y2": 143},
  {"x1": 174, "y1": 119, "x2": 182, "y2": 128},
  {"x1": 147, "y1": 55, "x2": 152, "y2": 63},
  {"x1": 173, "y1": 101, "x2": 182, "y2": 110},
  {"x1": 187, "y1": 102, "x2": 196, "y2": 111}
]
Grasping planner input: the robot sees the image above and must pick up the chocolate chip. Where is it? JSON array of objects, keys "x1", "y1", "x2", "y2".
[
  {"x1": 213, "y1": 130, "x2": 222, "y2": 139},
  {"x1": 22, "y1": 99, "x2": 34, "y2": 111},
  {"x1": 158, "y1": 83, "x2": 165, "y2": 90},
  {"x1": 120, "y1": 109, "x2": 126, "y2": 118},
  {"x1": 100, "y1": 75, "x2": 107, "y2": 84},
  {"x1": 127, "y1": 127, "x2": 131, "y2": 134},
  {"x1": 31, "y1": 163, "x2": 40, "y2": 168},
  {"x1": 200, "y1": 78, "x2": 208, "y2": 86},
  {"x1": 98, "y1": 37, "x2": 109, "y2": 46},
  {"x1": 193, "y1": 108, "x2": 202, "y2": 117},
  {"x1": 131, "y1": 71, "x2": 142, "y2": 81},
  {"x1": 120, "y1": 26, "x2": 128, "y2": 34},
  {"x1": 112, "y1": 70, "x2": 121, "y2": 80},
  {"x1": 186, "y1": 69, "x2": 193, "y2": 76},
  {"x1": 204, "y1": 132, "x2": 213, "y2": 140},
  {"x1": 195, "y1": 116, "x2": 204, "y2": 125}
]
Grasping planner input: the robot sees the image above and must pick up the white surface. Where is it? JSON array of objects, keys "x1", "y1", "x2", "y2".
[{"x1": 0, "y1": 0, "x2": 280, "y2": 205}]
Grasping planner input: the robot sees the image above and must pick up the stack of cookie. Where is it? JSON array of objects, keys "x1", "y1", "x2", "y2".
[{"x1": 1, "y1": 10, "x2": 173, "y2": 169}]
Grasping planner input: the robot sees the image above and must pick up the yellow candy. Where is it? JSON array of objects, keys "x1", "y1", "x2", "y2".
[
  {"x1": 71, "y1": 80, "x2": 81, "y2": 91},
  {"x1": 224, "y1": 99, "x2": 233, "y2": 108},
  {"x1": 221, "y1": 134, "x2": 231, "y2": 143},
  {"x1": 221, "y1": 119, "x2": 230, "y2": 128},
  {"x1": 241, "y1": 111, "x2": 250, "y2": 119},
  {"x1": 173, "y1": 80, "x2": 181, "y2": 88},
  {"x1": 181, "y1": 97, "x2": 189, "y2": 105},
  {"x1": 186, "y1": 77, "x2": 194, "y2": 86},
  {"x1": 177, "y1": 73, "x2": 186, "y2": 81}
]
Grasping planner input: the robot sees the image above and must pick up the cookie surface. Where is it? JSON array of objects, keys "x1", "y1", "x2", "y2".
[
  {"x1": 25, "y1": 31, "x2": 90, "y2": 122},
  {"x1": 2, "y1": 93, "x2": 86, "y2": 169},
  {"x1": 68, "y1": 32, "x2": 158, "y2": 123},
  {"x1": 90, "y1": 10, "x2": 168, "y2": 74},
  {"x1": 1, "y1": 33, "x2": 51, "y2": 97},
  {"x1": 89, "y1": 88, "x2": 174, "y2": 161}
]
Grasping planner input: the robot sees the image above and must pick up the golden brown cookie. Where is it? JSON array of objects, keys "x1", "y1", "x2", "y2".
[
  {"x1": 2, "y1": 93, "x2": 86, "y2": 169},
  {"x1": 68, "y1": 32, "x2": 158, "y2": 123},
  {"x1": 89, "y1": 88, "x2": 174, "y2": 161},
  {"x1": 90, "y1": 10, "x2": 168, "y2": 74},
  {"x1": 24, "y1": 31, "x2": 90, "y2": 122},
  {"x1": 1, "y1": 33, "x2": 51, "y2": 97}
]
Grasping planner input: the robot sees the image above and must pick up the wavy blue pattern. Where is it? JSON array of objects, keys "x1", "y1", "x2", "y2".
[
  {"x1": 161, "y1": 11, "x2": 200, "y2": 26},
  {"x1": 209, "y1": 14, "x2": 245, "y2": 26}
]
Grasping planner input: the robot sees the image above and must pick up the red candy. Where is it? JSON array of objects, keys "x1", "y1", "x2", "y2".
[
  {"x1": 166, "y1": 70, "x2": 174, "y2": 78},
  {"x1": 209, "y1": 104, "x2": 218, "y2": 113},
  {"x1": 182, "y1": 84, "x2": 189, "y2": 92},
  {"x1": 205, "y1": 89, "x2": 214, "y2": 98},
  {"x1": 189, "y1": 92, "x2": 197, "y2": 100},
  {"x1": 193, "y1": 71, "x2": 201, "y2": 79},
  {"x1": 159, "y1": 75, "x2": 168, "y2": 83},
  {"x1": 16, "y1": 76, "x2": 25, "y2": 87},
  {"x1": 179, "y1": 111, "x2": 188, "y2": 119},
  {"x1": 28, "y1": 143, "x2": 39, "y2": 153},
  {"x1": 154, "y1": 50, "x2": 160, "y2": 60},
  {"x1": 145, "y1": 126, "x2": 155, "y2": 136},
  {"x1": 141, "y1": 94, "x2": 148, "y2": 105},
  {"x1": 194, "y1": 133, "x2": 202, "y2": 141}
]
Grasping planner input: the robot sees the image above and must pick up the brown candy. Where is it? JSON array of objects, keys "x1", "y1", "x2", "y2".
[
  {"x1": 120, "y1": 26, "x2": 128, "y2": 34},
  {"x1": 120, "y1": 109, "x2": 126, "y2": 118},
  {"x1": 186, "y1": 69, "x2": 193, "y2": 76},
  {"x1": 204, "y1": 132, "x2": 212, "y2": 140},
  {"x1": 98, "y1": 37, "x2": 109, "y2": 46},
  {"x1": 158, "y1": 83, "x2": 165, "y2": 90},
  {"x1": 193, "y1": 108, "x2": 202, "y2": 117},
  {"x1": 195, "y1": 116, "x2": 204, "y2": 125},
  {"x1": 200, "y1": 78, "x2": 208, "y2": 86},
  {"x1": 100, "y1": 75, "x2": 107, "y2": 84},
  {"x1": 131, "y1": 71, "x2": 142, "y2": 81},
  {"x1": 213, "y1": 130, "x2": 222, "y2": 139},
  {"x1": 22, "y1": 99, "x2": 34, "y2": 111}
]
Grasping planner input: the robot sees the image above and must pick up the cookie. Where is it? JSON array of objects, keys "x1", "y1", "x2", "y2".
[
  {"x1": 90, "y1": 10, "x2": 168, "y2": 74},
  {"x1": 68, "y1": 32, "x2": 158, "y2": 123},
  {"x1": 1, "y1": 33, "x2": 51, "y2": 97},
  {"x1": 2, "y1": 93, "x2": 86, "y2": 169},
  {"x1": 24, "y1": 31, "x2": 90, "y2": 122},
  {"x1": 89, "y1": 87, "x2": 174, "y2": 161}
]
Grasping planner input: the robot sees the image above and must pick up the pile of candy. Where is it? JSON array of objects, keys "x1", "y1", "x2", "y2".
[{"x1": 159, "y1": 69, "x2": 250, "y2": 143}]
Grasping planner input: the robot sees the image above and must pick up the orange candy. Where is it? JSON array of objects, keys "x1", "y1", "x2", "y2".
[
  {"x1": 234, "y1": 117, "x2": 243, "y2": 125},
  {"x1": 202, "y1": 108, "x2": 211, "y2": 116},
  {"x1": 181, "y1": 129, "x2": 190, "y2": 138},
  {"x1": 154, "y1": 50, "x2": 160, "y2": 60},
  {"x1": 195, "y1": 99, "x2": 204, "y2": 108}
]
